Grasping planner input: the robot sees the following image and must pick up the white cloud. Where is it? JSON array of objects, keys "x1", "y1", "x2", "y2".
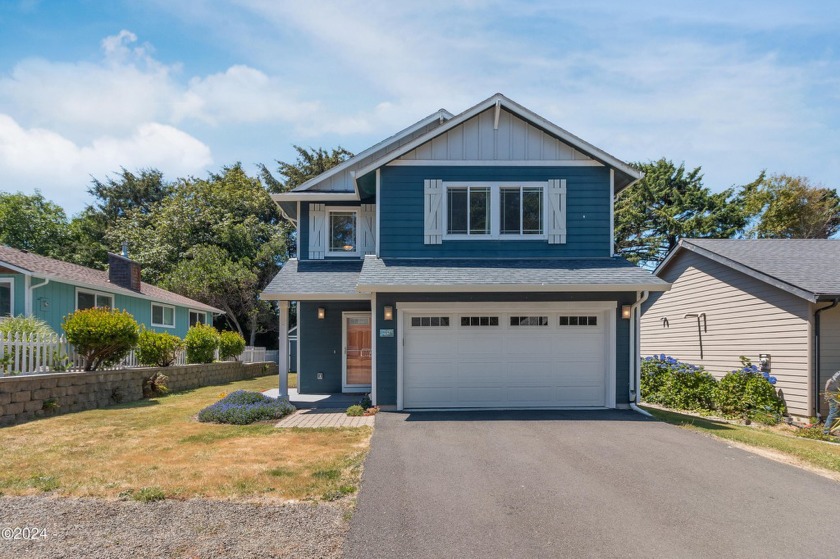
[{"x1": 0, "y1": 114, "x2": 212, "y2": 210}]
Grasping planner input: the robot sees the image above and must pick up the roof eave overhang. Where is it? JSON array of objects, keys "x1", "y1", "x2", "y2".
[
  {"x1": 0, "y1": 260, "x2": 33, "y2": 274},
  {"x1": 271, "y1": 192, "x2": 360, "y2": 202},
  {"x1": 260, "y1": 292, "x2": 371, "y2": 301}
]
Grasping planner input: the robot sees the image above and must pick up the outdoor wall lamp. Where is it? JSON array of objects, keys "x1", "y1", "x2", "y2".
[
  {"x1": 383, "y1": 306, "x2": 393, "y2": 321},
  {"x1": 317, "y1": 307, "x2": 326, "y2": 320},
  {"x1": 621, "y1": 305, "x2": 631, "y2": 319}
]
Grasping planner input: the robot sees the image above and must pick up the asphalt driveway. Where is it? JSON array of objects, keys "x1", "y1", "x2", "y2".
[{"x1": 344, "y1": 410, "x2": 840, "y2": 559}]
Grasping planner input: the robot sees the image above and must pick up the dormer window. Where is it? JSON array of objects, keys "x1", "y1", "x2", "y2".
[{"x1": 327, "y1": 208, "x2": 359, "y2": 256}]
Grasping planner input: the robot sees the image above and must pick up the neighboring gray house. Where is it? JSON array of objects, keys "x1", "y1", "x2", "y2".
[{"x1": 641, "y1": 239, "x2": 840, "y2": 420}]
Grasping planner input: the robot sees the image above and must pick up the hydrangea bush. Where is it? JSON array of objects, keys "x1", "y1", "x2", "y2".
[
  {"x1": 641, "y1": 354, "x2": 717, "y2": 411},
  {"x1": 197, "y1": 390, "x2": 295, "y2": 425},
  {"x1": 642, "y1": 354, "x2": 786, "y2": 424}
]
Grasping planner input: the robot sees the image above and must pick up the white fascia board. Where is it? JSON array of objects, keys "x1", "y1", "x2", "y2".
[
  {"x1": 355, "y1": 93, "x2": 641, "y2": 180},
  {"x1": 0, "y1": 260, "x2": 32, "y2": 275},
  {"x1": 387, "y1": 160, "x2": 603, "y2": 167},
  {"x1": 356, "y1": 283, "x2": 670, "y2": 293},
  {"x1": 272, "y1": 192, "x2": 359, "y2": 202},
  {"x1": 290, "y1": 109, "x2": 454, "y2": 193},
  {"x1": 396, "y1": 301, "x2": 618, "y2": 313},
  {"x1": 260, "y1": 292, "x2": 371, "y2": 301}
]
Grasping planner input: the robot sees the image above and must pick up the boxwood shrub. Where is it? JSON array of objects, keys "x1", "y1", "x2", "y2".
[
  {"x1": 62, "y1": 308, "x2": 139, "y2": 371},
  {"x1": 218, "y1": 330, "x2": 246, "y2": 361},
  {"x1": 185, "y1": 323, "x2": 220, "y2": 364},
  {"x1": 136, "y1": 329, "x2": 183, "y2": 367},
  {"x1": 197, "y1": 390, "x2": 295, "y2": 425}
]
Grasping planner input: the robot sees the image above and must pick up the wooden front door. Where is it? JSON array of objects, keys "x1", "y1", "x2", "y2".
[{"x1": 343, "y1": 313, "x2": 372, "y2": 391}]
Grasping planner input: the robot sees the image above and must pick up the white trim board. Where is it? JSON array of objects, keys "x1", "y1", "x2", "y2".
[
  {"x1": 388, "y1": 160, "x2": 603, "y2": 167},
  {"x1": 0, "y1": 276, "x2": 14, "y2": 317},
  {"x1": 356, "y1": 283, "x2": 669, "y2": 294}
]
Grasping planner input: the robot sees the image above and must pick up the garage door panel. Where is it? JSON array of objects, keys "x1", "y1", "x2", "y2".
[{"x1": 403, "y1": 308, "x2": 610, "y2": 409}]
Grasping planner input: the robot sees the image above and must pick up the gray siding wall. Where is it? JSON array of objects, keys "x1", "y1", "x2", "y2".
[
  {"x1": 818, "y1": 303, "x2": 840, "y2": 415},
  {"x1": 298, "y1": 300, "x2": 370, "y2": 393},
  {"x1": 374, "y1": 292, "x2": 635, "y2": 407},
  {"x1": 641, "y1": 250, "x2": 812, "y2": 417},
  {"x1": 378, "y1": 165, "x2": 611, "y2": 258}
]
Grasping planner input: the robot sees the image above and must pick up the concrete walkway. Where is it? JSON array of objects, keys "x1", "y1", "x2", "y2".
[
  {"x1": 275, "y1": 408, "x2": 375, "y2": 428},
  {"x1": 263, "y1": 388, "x2": 362, "y2": 409}
]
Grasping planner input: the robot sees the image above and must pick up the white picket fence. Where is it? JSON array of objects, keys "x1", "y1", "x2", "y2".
[{"x1": 0, "y1": 332, "x2": 268, "y2": 376}]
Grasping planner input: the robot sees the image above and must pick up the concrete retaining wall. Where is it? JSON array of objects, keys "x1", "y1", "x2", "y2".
[{"x1": 0, "y1": 361, "x2": 278, "y2": 427}]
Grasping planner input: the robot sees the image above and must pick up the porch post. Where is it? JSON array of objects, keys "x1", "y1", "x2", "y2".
[{"x1": 278, "y1": 300, "x2": 290, "y2": 399}]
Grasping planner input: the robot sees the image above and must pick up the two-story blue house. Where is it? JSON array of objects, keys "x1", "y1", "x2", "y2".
[{"x1": 262, "y1": 94, "x2": 669, "y2": 410}]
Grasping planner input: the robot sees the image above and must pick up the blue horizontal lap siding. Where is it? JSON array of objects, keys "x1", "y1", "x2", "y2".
[
  {"x1": 380, "y1": 166, "x2": 611, "y2": 258},
  {"x1": 374, "y1": 292, "x2": 635, "y2": 407}
]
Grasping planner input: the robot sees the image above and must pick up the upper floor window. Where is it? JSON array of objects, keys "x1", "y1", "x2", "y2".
[
  {"x1": 77, "y1": 288, "x2": 113, "y2": 311},
  {"x1": 152, "y1": 303, "x2": 175, "y2": 328},
  {"x1": 189, "y1": 309, "x2": 207, "y2": 327},
  {"x1": 327, "y1": 209, "x2": 359, "y2": 256},
  {"x1": 0, "y1": 279, "x2": 12, "y2": 317},
  {"x1": 442, "y1": 182, "x2": 547, "y2": 240}
]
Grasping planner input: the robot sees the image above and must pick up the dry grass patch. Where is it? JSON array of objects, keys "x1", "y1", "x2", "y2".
[{"x1": 0, "y1": 375, "x2": 370, "y2": 501}]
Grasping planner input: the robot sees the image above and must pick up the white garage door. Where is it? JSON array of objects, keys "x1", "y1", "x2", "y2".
[{"x1": 401, "y1": 304, "x2": 612, "y2": 409}]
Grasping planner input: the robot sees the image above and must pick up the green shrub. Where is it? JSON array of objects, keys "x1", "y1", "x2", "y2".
[
  {"x1": 713, "y1": 364, "x2": 786, "y2": 424},
  {"x1": 136, "y1": 329, "x2": 183, "y2": 367},
  {"x1": 641, "y1": 355, "x2": 717, "y2": 411},
  {"x1": 218, "y1": 330, "x2": 246, "y2": 361},
  {"x1": 346, "y1": 405, "x2": 365, "y2": 417},
  {"x1": 132, "y1": 487, "x2": 166, "y2": 502},
  {"x1": 184, "y1": 323, "x2": 220, "y2": 364},
  {"x1": 197, "y1": 390, "x2": 295, "y2": 424},
  {"x1": 143, "y1": 372, "x2": 170, "y2": 398},
  {"x1": 0, "y1": 315, "x2": 55, "y2": 336},
  {"x1": 62, "y1": 308, "x2": 139, "y2": 371}
]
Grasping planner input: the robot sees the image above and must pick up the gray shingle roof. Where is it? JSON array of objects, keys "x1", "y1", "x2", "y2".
[
  {"x1": 261, "y1": 259, "x2": 365, "y2": 299},
  {"x1": 0, "y1": 245, "x2": 223, "y2": 313},
  {"x1": 357, "y1": 257, "x2": 669, "y2": 291},
  {"x1": 670, "y1": 239, "x2": 840, "y2": 301}
]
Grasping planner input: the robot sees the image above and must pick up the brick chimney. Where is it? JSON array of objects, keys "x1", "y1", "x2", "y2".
[{"x1": 108, "y1": 249, "x2": 142, "y2": 292}]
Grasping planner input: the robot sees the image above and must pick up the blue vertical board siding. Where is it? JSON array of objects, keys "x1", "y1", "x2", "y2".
[
  {"x1": 0, "y1": 273, "x2": 26, "y2": 317},
  {"x1": 23, "y1": 278, "x2": 194, "y2": 337},
  {"x1": 374, "y1": 291, "x2": 635, "y2": 406},
  {"x1": 379, "y1": 165, "x2": 611, "y2": 258},
  {"x1": 298, "y1": 300, "x2": 371, "y2": 393}
]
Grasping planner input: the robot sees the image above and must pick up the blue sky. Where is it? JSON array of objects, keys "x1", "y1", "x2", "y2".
[{"x1": 1, "y1": 0, "x2": 838, "y2": 215}]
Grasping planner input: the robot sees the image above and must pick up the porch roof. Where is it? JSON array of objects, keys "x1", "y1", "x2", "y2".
[
  {"x1": 357, "y1": 256, "x2": 670, "y2": 293},
  {"x1": 260, "y1": 259, "x2": 368, "y2": 301}
]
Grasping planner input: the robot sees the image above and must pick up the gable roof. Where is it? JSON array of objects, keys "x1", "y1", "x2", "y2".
[
  {"x1": 656, "y1": 239, "x2": 840, "y2": 303},
  {"x1": 0, "y1": 245, "x2": 223, "y2": 313},
  {"x1": 274, "y1": 93, "x2": 643, "y2": 212}
]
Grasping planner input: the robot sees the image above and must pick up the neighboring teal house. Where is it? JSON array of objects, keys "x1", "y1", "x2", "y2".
[{"x1": 0, "y1": 245, "x2": 222, "y2": 337}]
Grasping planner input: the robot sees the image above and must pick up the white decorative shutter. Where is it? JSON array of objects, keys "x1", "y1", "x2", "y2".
[
  {"x1": 547, "y1": 179, "x2": 567, "y2": 244},
  {"x1": 308, "y1": 203, "x2": 326, "y2": 259},
  {"x1": 359, "y1": 204, "x2": 376, "y2": 255},
  {"x1": 424, "y1": 179, "x2": 443, "y2": 244}
]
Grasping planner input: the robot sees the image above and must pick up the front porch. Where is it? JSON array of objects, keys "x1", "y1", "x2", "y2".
[{"x1": 264, "y1": 387, "x2": 365, "y2": 409}]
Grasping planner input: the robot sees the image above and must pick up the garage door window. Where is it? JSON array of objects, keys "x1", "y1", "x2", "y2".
[
  {"x1": 559, "y1": 316, "x2": 598, "y2": 326},
  {"x1": 510, "y1": 316, "x2": 549, "y2": 327},
  {"x1": 460, "y1": 316, "x2": 499, "y2": 327},
  {"x1": 411, "y1": 316, "x2": 450, "y2": 327}
]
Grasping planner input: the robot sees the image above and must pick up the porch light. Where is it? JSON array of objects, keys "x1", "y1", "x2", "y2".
[
  {"x1": 383, "y1": 306, "x2": 393, "y2": 321},
  {"x1": 317, "y1": 307, "x2": 326, "y2": 320},
  {"x1": 621, "y1": 305, "x2": 632, "y2": 319}
]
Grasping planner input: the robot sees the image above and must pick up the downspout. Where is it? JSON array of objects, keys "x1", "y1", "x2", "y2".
[
  {"x1": 29, "y1": 277, "x2": 50, "y2": 317},
  {"x1": 814, "y1": 298, "x2": 839, "y2": 420},
  {"x1": 629, "y1": 290, "x2": 651, "y2": 417}
]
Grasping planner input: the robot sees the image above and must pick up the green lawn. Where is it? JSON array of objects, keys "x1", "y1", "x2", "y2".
[
  {"x1": 0, "y1": 374, "x2": 369, "y2": 501},
  {"x1": 644, "y1": 406, "x2": 840, "y2": 474}
]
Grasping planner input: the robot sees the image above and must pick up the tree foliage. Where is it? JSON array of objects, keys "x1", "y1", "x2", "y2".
[
  {"x1": 615, "y1": 159, "x2": 750, "y2": 267},
  {"x1": 742, "y1": 173, "x2": 840, "y2": 239},
  {"x1": 0, "y1": 191, "x2": 69, "y2": 257},
  {"x1": 259, "y1": 145, "x2": 352, "y2": 193}
]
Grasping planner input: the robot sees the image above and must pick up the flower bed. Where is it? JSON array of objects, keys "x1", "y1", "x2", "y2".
[{"x1": 197, "y1": 390, "x2": 295, "y2": 425}]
